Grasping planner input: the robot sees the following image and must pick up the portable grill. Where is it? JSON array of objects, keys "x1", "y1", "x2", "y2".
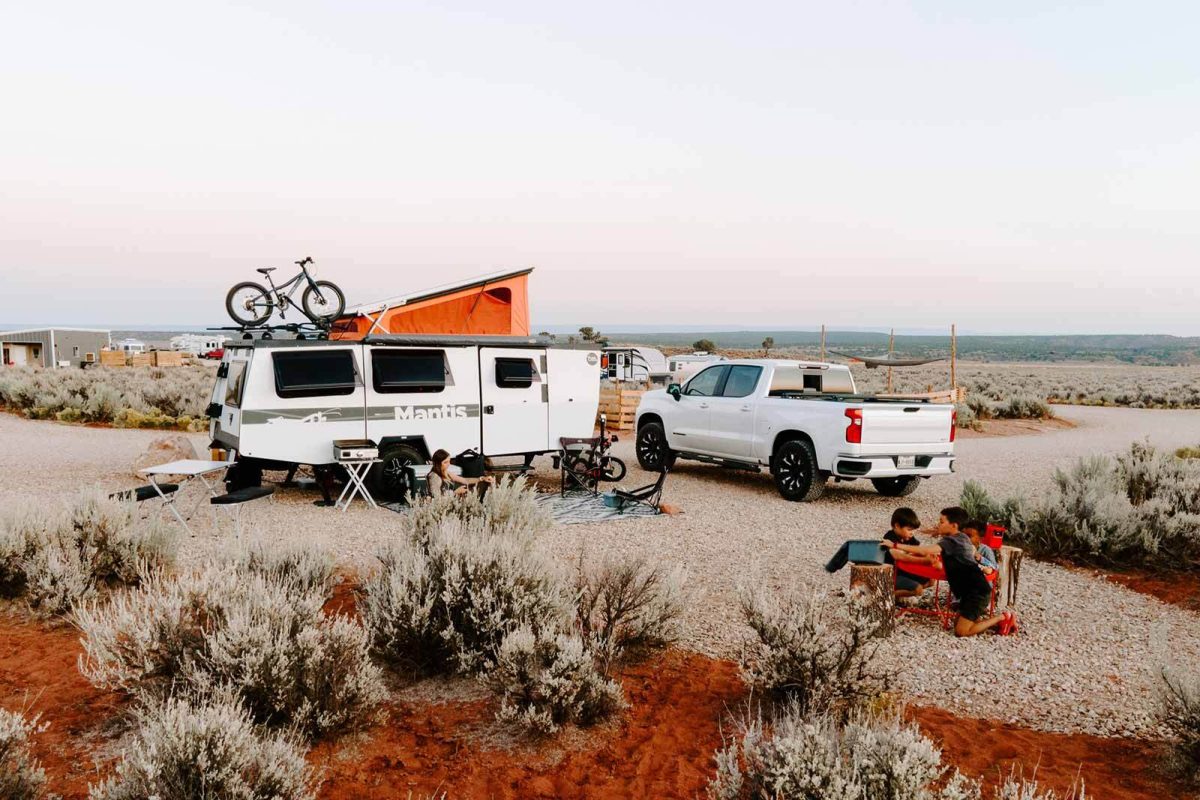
[{"x1": 333, "y1": 439, "x2": 378, "y2": 462}]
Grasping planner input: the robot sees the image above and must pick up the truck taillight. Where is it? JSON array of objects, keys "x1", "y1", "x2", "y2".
[
  {"x1": 845, "y1": 408, "x2": 863, "y2": 444},
  {"x1": 950, "y1": 409, "x2": 957, "y2": 442}
]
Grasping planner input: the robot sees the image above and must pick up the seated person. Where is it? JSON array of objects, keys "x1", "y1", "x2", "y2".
[
  {"x1": 884, "y1": 506, "x2": 1016, "y2": 638},
  {"x1": 428, "y1": 449, "x2": 495, "y2": 498},
  {"x1": 824, "y1": 508, "x2": 934, "y2": 601},
  {"x1": 962, "y1": 519, "x2": 998, "y2": 573}
]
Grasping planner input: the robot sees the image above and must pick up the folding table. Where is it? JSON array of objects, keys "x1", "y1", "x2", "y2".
[
  {"x1": 334, "y1": 458, "x2": 381, "y2": 510},
  {"x1": 139, "y1": 459, "x2": 231, "y2": 534}
]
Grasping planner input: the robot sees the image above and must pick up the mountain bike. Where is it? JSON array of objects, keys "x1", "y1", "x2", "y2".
[{"x1": 225, "y1": 257, "x2": 346, "y2": 327}]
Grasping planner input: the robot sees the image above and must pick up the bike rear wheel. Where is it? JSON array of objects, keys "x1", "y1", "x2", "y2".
[
  {"x1": 226, "y1": 282, "x2": 273, "y2": 326},
  {"x1": 303, "y1": 280, "x2": 346, "y2": 321}
]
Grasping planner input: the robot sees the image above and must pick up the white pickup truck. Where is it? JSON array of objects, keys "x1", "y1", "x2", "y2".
[{"x1": 633, "y1": 359, "x2": 956, "y2": 501}]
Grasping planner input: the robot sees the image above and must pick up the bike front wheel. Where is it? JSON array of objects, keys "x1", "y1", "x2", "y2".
[
  {"x1": 226, "y1": 282, "x2": 273, "y2": 326},
  {"x1": 600, "y1": 456, "x2": 627, "y2": 482},
  {"x1": 302, "y1": 280, "x2": 346, "y2": 321}
]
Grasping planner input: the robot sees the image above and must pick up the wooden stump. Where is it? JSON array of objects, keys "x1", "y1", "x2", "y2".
[
  {"x1": 849, "y1": 564, "x2": 895, "y2": 635},
  {"x1": 995, "y1": 546, "x2": 1024, "y2": 612}
]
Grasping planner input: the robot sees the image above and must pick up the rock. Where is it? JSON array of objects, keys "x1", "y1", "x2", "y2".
[{"x1": 132, "y1": 434, "x2": 198, "y2": 477}]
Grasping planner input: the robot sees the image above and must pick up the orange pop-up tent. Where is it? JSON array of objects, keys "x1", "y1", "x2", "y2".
[{"x1": 330, "y1": 267, "x2": 532, "y2": 340}]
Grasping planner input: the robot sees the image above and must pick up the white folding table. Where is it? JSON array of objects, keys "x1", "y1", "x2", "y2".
[
  {"x1": 140, "y1": 459, "x2": 231, "y2": 534},
  {"x1": 334, "y1": 458, "x2": 381, "y2": 511}
]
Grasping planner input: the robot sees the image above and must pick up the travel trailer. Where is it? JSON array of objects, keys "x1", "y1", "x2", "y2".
[
  {"x1": 207, "y1": 334, "x2": 601, "y2": 501},
  {"x1": 601, "y1": 346, "x2": 672, "y2": 385},
  {"x1": 668, "y1": 352, "x2": 726, "y2": 383}
]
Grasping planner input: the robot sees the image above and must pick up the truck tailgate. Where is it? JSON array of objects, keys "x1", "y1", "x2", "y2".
[{"x1": 860, "y1": 404, "x2": 953, "y2": 446}]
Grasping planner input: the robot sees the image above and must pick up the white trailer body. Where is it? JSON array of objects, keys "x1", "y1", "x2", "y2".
[{"x1": 208, "y1": 335, "x2": 600, "y2": 500}]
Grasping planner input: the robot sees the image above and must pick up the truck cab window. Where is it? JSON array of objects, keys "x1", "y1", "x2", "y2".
[
  {"x1": 723, "y1": 365, "x2": 762, "y2": 398},
  {"x1": 495, "y1": 357, "x2": 537, "y2": 389},
  {"x1": 684, "y1": 365, "x2": 728, "y2": 397},
  {"x1": 273, "y1": 350, "x2": 359, "y2": 398},
  {"x1": 372, "y1": 349, "x2": 448, "y2": 394}
]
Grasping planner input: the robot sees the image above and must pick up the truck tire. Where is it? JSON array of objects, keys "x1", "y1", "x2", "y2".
[
  {"x1": 635, "y1": 422, "x2": 676, "y2": 472},
  {"x1": 871, "y1": 476, "x2": 922, "y2": 498},
  {"x1": 773, "y1": 439, "x2": 826, "y2": 502},
  {"x1": 372, "y1": 443, "x2": 425, "y2": 503}
]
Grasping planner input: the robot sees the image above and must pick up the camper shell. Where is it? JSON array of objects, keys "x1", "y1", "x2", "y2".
[{"x1": 208, "y1": 334, "x2": 601, "y2": 500}]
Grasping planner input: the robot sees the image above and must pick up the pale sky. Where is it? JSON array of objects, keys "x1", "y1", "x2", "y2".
[{"x1": 2, "y1": 2, "x2": 1198, "y2": 334}]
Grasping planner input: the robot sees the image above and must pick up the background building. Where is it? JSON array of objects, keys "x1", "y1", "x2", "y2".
[{"x1": 1, "y1": 327, "x2": 112, "y2": 368}]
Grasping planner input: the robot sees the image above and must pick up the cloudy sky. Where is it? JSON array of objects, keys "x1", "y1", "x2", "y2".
[{"x1": 3, "y1": 2, "x2": 1198, "y2": 334}]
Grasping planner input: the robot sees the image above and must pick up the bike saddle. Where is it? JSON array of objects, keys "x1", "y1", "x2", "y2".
[{"x1": 255, "y1": 267, "x2": 277, "y2": 274}]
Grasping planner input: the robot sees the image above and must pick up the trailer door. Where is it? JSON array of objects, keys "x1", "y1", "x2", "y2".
[
  {"x1": 480, "y1": 348, "x2": 548, "y2": 456},
  {"x1": 546, "y1": 349, "x2": 601, "y2": 449}
]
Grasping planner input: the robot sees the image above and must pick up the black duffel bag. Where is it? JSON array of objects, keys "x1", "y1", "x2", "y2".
[{"x1": 453, "y1": 449, "x2": 486, "y2": 478}]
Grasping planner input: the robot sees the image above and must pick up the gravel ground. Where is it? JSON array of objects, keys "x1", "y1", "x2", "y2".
[{"x1": 3, "y1": 404, "x2": 1200, "y2": 738}]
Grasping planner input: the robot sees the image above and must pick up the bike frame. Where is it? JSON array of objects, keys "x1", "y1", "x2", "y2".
[{"x1": 260, "y1": 265, "x2": 324, "y2": 319}]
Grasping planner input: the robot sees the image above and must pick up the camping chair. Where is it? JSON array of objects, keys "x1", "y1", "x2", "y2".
[
  {"x1": 557, "y1": 436, "x2": 602, "y2": 497},
  {"x1": 612, "y1": 468, "x2": 668, "y2": 514}
]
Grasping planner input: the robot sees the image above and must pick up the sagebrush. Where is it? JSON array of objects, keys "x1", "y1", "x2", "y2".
[
  {"x1": 0, "y1": 708, "x2": 47, "y2": 800},
  {"x1": 738, "y1": 584, "x2": 891, "y2": 720},
  {"x1": 0, "y1": 365, "x2": 213, "y2": 431},
  {"x1": 1159, "y1": 660, "x2": 1200, "y2": 783},
  {"x1": 961, "y1": 441, "x2": 1200, "y2": 568},
  {"x1": 88, "y1": 694, "x2": 319, "y2": 800},
  {"x1": 76, "y1": 562, "x2": 382, "y2": 738}
]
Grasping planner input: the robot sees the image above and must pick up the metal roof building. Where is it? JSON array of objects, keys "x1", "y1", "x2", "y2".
[{"x1": 1, "y1": 327, "x2": 112, "y2": 368}]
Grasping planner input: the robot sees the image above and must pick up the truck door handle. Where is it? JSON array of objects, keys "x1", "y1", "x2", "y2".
[
  {"x1": 484, "y1": 405, "x2": 495, "y2": 414},
  {"x1": 741, "y1": 405, "x2": 752, "y2": 412},
  {"x1": 699, "y1": 402, "x2": 709, "y2": 409}
]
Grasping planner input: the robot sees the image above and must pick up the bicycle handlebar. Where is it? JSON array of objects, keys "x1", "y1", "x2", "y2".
[{"x1": 295, "y1": 256, "x2": 313, "y2": 267}]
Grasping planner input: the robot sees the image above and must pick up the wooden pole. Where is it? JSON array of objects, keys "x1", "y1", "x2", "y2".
[
  {"x1": 886, "y1": 328, "x2": 894, "y2": 393},
  {"x1": 820, "y1": 324, "x2": 826, "y2": 362},
  {"x1": 950, "y1": 323, "x2": 957, "y2": 392}
]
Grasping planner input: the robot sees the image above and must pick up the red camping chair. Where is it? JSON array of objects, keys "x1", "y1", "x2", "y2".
[{"x1": 894, "y1": 560, "x2": 998, "y2": 630}]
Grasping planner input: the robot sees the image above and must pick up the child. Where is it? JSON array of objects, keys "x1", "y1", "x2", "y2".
[
  {"x1": 885, "y1": 506, "x2": 1016, "y2": 637},
  {"x1": 963, "y1": 519, "x2": 997, "y2": 573},
  {"x1": 883, "y1": 507, "x2": 936, "y2": 600}
]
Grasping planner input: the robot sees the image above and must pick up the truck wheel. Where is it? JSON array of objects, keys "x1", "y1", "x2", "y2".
[
  {"x1": 372, "y1": 444, "x2": 425, "y2": 502},
  {"x1": 773, "y1": 439, "x2": 825, "y2": 502},
  {"x1": 871, "y1": 476, "x2": 922, "y2": 497},
  {"x1": 636, "y1": 422, "x2": 676, "y2": 472}
]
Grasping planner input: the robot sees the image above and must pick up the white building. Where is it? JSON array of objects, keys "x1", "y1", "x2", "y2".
[{"x1": 171, "y1": 333, "x2": 228, "y2": 355}]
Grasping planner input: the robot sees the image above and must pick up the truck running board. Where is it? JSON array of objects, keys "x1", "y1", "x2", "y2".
[{"x1": 677, "y1": 452, "x2": 761, "y2": 472}]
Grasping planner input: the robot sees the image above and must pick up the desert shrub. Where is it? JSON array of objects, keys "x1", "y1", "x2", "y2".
[
  {"x1": 0, "y1": 708, "x2": 48, "y2": 800},
  {"x1": 399, "y1": 477, "x2": 552, "y2": 545},
  {"x1": 738, "y1": 585, "x2": 891, "y2": 719},
  {"x1": 574, "y1": 554, "x2": 687, "y2": 675},
  {"x1": 88, "y1": 694, "x2": 319, "y2": 800},
  {"x1": 1178, "y1": 446, "x2": 1200, "y2": 461},
  {"x1": 1159, "y1": 661, "x2": 1200, "y2": 783},
  {"x1": 362, "y1": 517, "x2": 571, "y2": 675},
  {"x1": 995, "y1": 773, "x2": 1089, "y2": 800},
  {"x1": 1, "y1": 493, "x2": 176, "y2": 614},
  {"x1": 76, "y1": 565, "x2": 383, "y2": 737},
  {"x1": 707, "y1": 704, "x2": 981, "y2": 800},
  {"x1": 961, "y1": 442, "x2": 1200, "y2": 569},
  {"x1": 488, "y1": 626, "x2": 625, "y2": 736},
  {"x1": 992, "y1": 395, "x2": 1054, "y2": 420},
  {"x1": 954, "y1": 403, "x2": 981, "y2": 430},
  {"x1": 216, "y1": 534, "x2": 337, "y2": 598}
]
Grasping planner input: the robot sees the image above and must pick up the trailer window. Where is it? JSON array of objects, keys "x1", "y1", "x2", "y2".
[
  {"x1": 722, "y1": 365, "x2": 762, "y2": 398},
  {"x1": 495, "y1": 357, "x2": 537, "y2": 389},
  {"x1": 273, "y1": 350, "x2": 359, "y2": 398},
  {"x1": 225, "y1": 360, "x2": 248, "y2": 407},
  {"x1": 372, "y1": 349, "x2": 448, "y2": 394}
]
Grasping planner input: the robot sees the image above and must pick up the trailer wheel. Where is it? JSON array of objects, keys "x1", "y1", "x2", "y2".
[
  {"x1": 373, "y1": 444, "x2": 425, "y2": 502},
  {"x1": 773, "y1": 439, "x2": 825, "y2": 502},
  {"x1": 871, "y1": 476, "x2": 922, "y2": 497}
]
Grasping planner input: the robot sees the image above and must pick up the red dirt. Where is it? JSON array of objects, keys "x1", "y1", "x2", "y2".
[
  {"x1": 4, "y1": 606, "x2": 1193, "y2": 800},
  {"x1": 0, "y1": 611, "x2": 124, "y2": 800},
  {"x1": 1101, "y1": 569, "x2": 1200, "y2": 612},
  {"x1": 912, "y1": 706, "x2": 1182, "y2": 800},
  {"x1": 958, "y1": 417, "x2": 1077, "y2": 438},
  {"x1": 310, "y1": 651, "x2": 744, "y2": 800}
]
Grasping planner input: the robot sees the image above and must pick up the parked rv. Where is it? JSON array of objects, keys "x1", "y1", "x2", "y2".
[
  {"x1": 601, "y1": 346, "x2": 673, "y2": 385},
  {"x1": 207, "y1": 335, "x2": 601, "y2": 501},
  {"x1": 668, "y1": 352, "x2": 726, "y2": 383}
]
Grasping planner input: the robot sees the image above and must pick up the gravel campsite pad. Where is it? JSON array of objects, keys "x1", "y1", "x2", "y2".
[{"x1": 4, "y1": 403, "x2": 1200, "y2": 738}]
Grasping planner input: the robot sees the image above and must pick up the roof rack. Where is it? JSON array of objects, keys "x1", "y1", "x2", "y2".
[{"x1": 206, "y1": 321, "x2": 331, "y2": 341}]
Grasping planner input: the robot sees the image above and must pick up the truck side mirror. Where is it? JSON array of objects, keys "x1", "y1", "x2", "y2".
[{"x1": 667, "y1": 383, "x2": 682, "y2": 401}]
